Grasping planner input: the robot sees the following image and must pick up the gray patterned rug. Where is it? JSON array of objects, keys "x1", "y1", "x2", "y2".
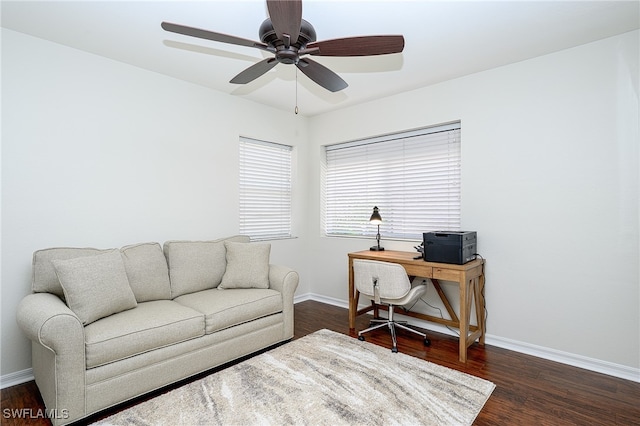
[{"x1": 94, "y1": 329, "x2": 495, "y2": 425}]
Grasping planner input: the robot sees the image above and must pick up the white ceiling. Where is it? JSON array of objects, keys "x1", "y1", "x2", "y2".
[{"x1": 2, "y1": 0, "x2": 639, "y2": 117}]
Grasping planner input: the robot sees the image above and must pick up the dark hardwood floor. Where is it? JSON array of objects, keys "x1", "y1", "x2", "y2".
[{"x1": 2, "y1": 300, "x2": 639, "y2": 425}]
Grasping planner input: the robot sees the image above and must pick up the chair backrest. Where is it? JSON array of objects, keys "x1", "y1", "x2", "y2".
[{"x1": 353, "y1": 259, "x2": 411, "y2": 300}]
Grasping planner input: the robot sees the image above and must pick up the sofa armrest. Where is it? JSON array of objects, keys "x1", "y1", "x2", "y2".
[
  {"x1": 17, "y1": 293, "x2": 83, "y2": 347},
  {"x1": 268, "y1": 265, "x2": 299, "y2": 339},
  {"x1": 268, "y1": 264, "x2": 299, "y2": 294},
  {"x1": 16, "y1": 293, "x2": 86, "y2": 425}
]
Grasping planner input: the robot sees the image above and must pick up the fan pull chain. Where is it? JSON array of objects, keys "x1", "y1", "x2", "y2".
[{"x1": 295, "y1": 68, "x2": 299, "y2": 115}]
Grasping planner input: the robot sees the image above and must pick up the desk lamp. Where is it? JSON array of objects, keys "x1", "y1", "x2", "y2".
[{"x1": 369, "y1": 206, "x2": 384, "y2": 251}]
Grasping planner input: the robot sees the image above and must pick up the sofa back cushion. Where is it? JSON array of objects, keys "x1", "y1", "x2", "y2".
[
  {"x1": 33, "y1": 247, "x2": 110, "y2": 297},
  {"x1": 32, "y1": 243, "x2": 171, "y2": 301},
  {"x1": 163, "y1": 235, "x2": 250, "y2": 298},
  {"x1": 120, "y1": 242, "x2": 171, "y2": 302}
]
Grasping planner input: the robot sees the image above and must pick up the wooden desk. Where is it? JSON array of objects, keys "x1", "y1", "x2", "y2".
[{"x1": 348, "y1": 250, "x2": 486, "y2": 362}]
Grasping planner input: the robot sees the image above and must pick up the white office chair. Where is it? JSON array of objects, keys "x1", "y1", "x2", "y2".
[{"x1": 354, "y1": 259, "x2": 431, "y2": 353}]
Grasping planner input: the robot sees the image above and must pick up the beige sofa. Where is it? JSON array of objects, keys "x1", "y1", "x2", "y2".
[{"x1": 16, "y1": 236, "x2": 299, "y2": 426}]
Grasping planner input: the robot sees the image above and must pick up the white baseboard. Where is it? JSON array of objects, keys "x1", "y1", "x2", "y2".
[
  {"x1": 1, "y1": 368, "x2": 34, "y2": 389},
  {"x1": 294, "y1": 292, "x2": 344, "y2": 306},
  {"x1": 4, "y1": 295, "x2": 637, "y2": 388},
  {"x1": 485, "y1": 334, "x2": 640, "y2": 382},
  {"x1": 296, "y1": 293, "x2": 640, "y2": 383}
]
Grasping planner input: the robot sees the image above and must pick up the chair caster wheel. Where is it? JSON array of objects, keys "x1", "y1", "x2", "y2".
[
  {"x1": 358, "y1": 336, "x2": 365, "y2": 341},
  {"x1": 392, "y1": 347, "x2": 398, "y2": 353},
  {"x1": 424, "y1": 338, "x2": 431, "y2": 346}
]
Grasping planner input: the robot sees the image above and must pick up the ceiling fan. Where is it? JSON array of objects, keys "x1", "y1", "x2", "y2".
[{"x1": 161, "y1": 0, "x2": 404, "y2": 92}]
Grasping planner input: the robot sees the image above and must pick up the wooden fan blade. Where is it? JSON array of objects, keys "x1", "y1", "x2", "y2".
[
  {"x1": 305, "y1": 35, "x2": 405, "y2": 57},
  {"x1": 267, "y1": 0, "x2": 302, "y2": 46},
  {"x1": 161, "y1": 22, "x2": 271, "y2": 52},
  {"x1": 230, "y1": 58, "x2": 278, "y2": 84},
  {"x1": 296, "y1": 58, "x2": 348, "y2": 92}
]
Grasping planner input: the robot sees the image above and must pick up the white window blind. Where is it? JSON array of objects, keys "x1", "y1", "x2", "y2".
[
  {"x1": 239, "y1": 137, "x2": 292, "y2": 241},
  {"x1": 323, "y1": 123, "x2": 461, "y2": 240}
]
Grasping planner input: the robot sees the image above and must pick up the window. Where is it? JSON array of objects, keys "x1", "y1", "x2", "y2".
[
  {"x1": 323, "y1": 122, "x2": 461, "y2": 240},
  {"x1": 239, "y1": 137, "x2": 292, "y2": 241}
]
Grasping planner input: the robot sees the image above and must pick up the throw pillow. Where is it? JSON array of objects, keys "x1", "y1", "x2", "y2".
[
  {"x1": 52, "y1": 249, "x2": 138, "y2": 325},
  {"x1": 219, "y1": 241, "x2": 271, "y2": 289}
]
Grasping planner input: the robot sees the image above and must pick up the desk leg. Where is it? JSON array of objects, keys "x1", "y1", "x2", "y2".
[
  {"x1": 475, "y1": 274, "x2": 486, "y2": 345},
  {"x1": 459, "y1": 274, "x2": 469, "y2": 363},
  {"x1": 348, "y1": 258, "x2": 356, "y2": 329}
]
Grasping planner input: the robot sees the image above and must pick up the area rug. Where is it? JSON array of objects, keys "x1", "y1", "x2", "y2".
[{"x1": 94, "y1": 329, "x2": 495, "y2": 425}]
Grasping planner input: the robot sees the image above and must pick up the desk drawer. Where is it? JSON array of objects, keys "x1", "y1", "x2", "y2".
[
  {"x1": 433, "y1": 267, "x2": 461, "y2": 281},
  {"x1": 404, "y1": 264, "x2": 432, "y2": 278}
]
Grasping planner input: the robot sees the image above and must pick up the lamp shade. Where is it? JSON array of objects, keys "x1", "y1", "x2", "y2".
[{"x1": 369, "y1": 206, "x2": 382, "y2": 225}]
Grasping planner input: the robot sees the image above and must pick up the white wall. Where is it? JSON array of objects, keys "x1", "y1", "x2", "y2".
[
  {"x1": 307, "y1": 31, "x2": 639, "y2": 370},
  {"x1": 1, "y1": 29, "x2": 311, "y2": 377}
]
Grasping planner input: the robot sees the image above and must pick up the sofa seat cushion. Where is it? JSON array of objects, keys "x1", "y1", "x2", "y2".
[
  {"x1": 84, "y1": 300, "x2": 204, "y2": 369},
  {"x1": 174, "y1": 288, "x2": 282, "y2": 334}
]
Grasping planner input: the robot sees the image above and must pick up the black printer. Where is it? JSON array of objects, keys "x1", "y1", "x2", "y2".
[{"x1": 423, "y1": 231, "x2": 477, "y2": 264}]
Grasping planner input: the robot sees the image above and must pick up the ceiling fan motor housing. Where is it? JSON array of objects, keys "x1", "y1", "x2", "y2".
[{"x1": 259, "y1": 18, "x2": 316, "y2": 64}]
